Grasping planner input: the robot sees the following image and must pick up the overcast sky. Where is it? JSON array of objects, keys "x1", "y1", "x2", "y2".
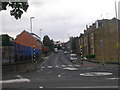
[{"x1": 0, "y1": 0, "x2": 120, "y2": 42}]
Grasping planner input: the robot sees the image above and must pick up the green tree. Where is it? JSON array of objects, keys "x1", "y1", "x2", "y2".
[
  {"x1": 71, "y1": 37, "x2": 79, "y2": 53},
  {"x1": 43, "y1": 35, "x2": 54, "y2": 51},
  {"x1": 0, "y1": 34, "x2": 14, "y2": 46},
  {"x1": 71, "y1": 38, "x2": 76, "y2": 53},
  {"x1": 0, "y1": 0, "x2": 29, "y2": 19}
]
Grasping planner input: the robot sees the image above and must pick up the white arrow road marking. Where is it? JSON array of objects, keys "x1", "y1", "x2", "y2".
[
  {"x1": 0, "y1": 78, "x2": 31, "y2": 84},
  {"x1": 58, "y1": 73, "x2": 63, "y2": 77},
  {"x1": 80, "y1": 72, "x2": 112, "y2": 76}
]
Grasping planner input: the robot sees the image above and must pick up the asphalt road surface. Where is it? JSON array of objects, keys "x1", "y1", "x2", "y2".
[{"x1": 1, "y1": 50, "x2": 119, "y2": 89}]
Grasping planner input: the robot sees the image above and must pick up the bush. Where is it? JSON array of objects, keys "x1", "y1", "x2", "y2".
[{"x1": 86, "y1": 54, "x2": 95, "y2": 59}]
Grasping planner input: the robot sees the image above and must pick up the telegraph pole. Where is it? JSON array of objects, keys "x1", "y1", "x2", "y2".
[
  {"x1": 40, "y1": 29, "x2": 42, "y2": 41},
  {"x1": 115, "y1": 0, "x2": 120, "y2": 64},
  {"x1": 30, "y1": 17, "x2": 35, "y2": 62}
]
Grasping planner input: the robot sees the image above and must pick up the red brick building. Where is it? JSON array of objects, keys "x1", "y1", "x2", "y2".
[{"x1": 14, "y1": 30, "x2": 42, "y2": 50}]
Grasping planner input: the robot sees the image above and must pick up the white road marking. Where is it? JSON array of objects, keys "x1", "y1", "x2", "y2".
[
  {"x1": 44, "y1": 57, "x2": 49, "y2": 60},
  {"x1": 58, "y1": 73, "x2": 63, "y2": 77},
  {"x1": 16, "y1": 75, "x2": 22, "y2": 79},
  {"x1": 39, "y1": 86, "x2": 43, "y2": 88},
  {"x1": 106, "y1": 78, "x2": 119, "y2": 80},
  {"x1": 68, "y1": 65, "x2": 73, "y2": 67},
  {"x1": 79, "y1": 86, "x2": 119, "y2": 88},
  {"x1": 61, "y1": 65, "x2": 66, "y2": 67},
  {"x1": 37, "y1": 69, "x2": 42, "y2": 72},
  {"x1": 63, "y1": 67, "x2": 78, "y2": 71},
  {"x1": 75, "y1": 65, "x2": 80, "y2": 67},
  {"x1": 41, "y1": 66, "x2": 45, "y2": 68},
  {"x1": 56, "y1": 86, "x2": 119, "y2": 88},
  {"x1": 48, "y1": 66, "x2": 52, "y2": 68},
  {"x1": 80, "y1": 72, "x2": 112, "y2": 76},
  {"x1": 0, "y1": 78, "x2": 31, "y2": 84},
  {"x1": 55, "y1": 65, "x2": 59, "y2": 68}
]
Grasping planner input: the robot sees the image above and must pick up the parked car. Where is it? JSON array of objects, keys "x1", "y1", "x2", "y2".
[
  {"x1": 70, "y1": 54, "x2": 77, "y2": 62},
  {"x1": 54, "y1": 48, "x2": 58, "y2": 53},
  {"x1": 64, "y1": 51, "x2": 68, "y2": 54}
]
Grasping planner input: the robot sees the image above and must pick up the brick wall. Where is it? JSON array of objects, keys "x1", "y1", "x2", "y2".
[
  {"x1": 94, "y1": 19, "x2": 119, "y2": 63},
  {"x1": 14, "y1": 31, "x2": 42, "y2": 50}
]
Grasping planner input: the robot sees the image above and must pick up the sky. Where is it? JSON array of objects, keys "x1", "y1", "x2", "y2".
[{"x1": 0, "y1": 0, "x2": 120, "y2": 42}]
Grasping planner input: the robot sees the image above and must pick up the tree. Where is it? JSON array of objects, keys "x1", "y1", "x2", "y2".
[
  {"x1": 0, "y1": 34, "x2": 14, "y2": 46},
  {"x1": 43, "y1": 35, "x2": 54, "y2": 51},
  {"x1": 0, "y1": 0, "x2": 29, "y2": 19},
  {"x1": 71, "y1": 37, "x2": 79, "y2": 53}
]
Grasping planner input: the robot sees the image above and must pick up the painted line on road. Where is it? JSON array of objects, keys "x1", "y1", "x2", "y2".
[
  {"x1": 41, "y1": 66, "x2": 45, "y2": 69},
  {"x1": 39, "y1": 86, "x2": 43, "y2": 88},
  {"x1": 44, "y1": 57, "x2": 49, "y2": 60},
  {"x1": 55, "y1": 86, "x2": 119, "y2": 88},
  {"x1": 0, "y1": 78, "x2": 31, "y2": 84},
  {"x1": 16, "y1": 75, "x2": 22, "y2": 79},
  {"x1": 55, "y1": 65, "x2": 60, "y2": 68},
  {"x1": 63, "y1": 67, "x2": 78, "y2": 71},
  {"x1": 47, "y1": 66, "x2": 52, "y2": 69},
  {"x1": 61, "y1": 65, "x2": 66, "y2": 67},
  {"x1": 75, "y1": 65, "x2": 81, "y2": 67},
  {"x1": 36, "y1": 69, "x2": 43, "y2": 72},
  {"x1": 80, "y1": 72, "x2": 112, "y2": 76},
  {"x1": 67, "y1": 65, "x2": 73, "y2": 67},
  {"x1": 58, "y1": 73, "x2": 64, "y2": 77},
  {"x1": 106, "y1": 78, "x2": 119, "y2": 80}
]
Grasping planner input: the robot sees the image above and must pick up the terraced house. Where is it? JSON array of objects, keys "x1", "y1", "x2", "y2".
[{"x1": 79, "y1": 18, "x2": 120, "y2": 64}]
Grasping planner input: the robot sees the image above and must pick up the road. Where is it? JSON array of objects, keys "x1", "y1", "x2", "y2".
[{"x1": 1, "y1": 50, "x2": 119, "y2": 89}]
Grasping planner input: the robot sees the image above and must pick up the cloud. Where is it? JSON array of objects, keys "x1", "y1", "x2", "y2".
[
  {"x1": 1, "y1": 0, "x2": 120, "y2": 42},
  {"x1": 118, "y1": 1, "x2": 120, "y2": 19}
]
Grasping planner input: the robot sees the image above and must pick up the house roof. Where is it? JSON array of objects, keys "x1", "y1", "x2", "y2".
[{"x1": 15, "y1": 30, "x2": 41, "y2": 41}]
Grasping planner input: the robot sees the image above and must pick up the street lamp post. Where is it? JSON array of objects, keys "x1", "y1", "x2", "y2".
[
  {"x1": 40, "y1": 29, "x2": 42, "y2": 41},
  {"x1": 30, "y1": 17, "x2": 35, "y2": 33},
  {"x1": 115, "y1": 0, "x2": 120, "y2": 64},
  {"x1": 30, "y1": 17, "x2": 35, "y2": 62}
]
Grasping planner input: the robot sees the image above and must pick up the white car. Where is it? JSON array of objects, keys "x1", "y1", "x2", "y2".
[
  {"x1": 64, "y1": 51, "x2": 68, "y2": 54},
  {"x1": 70, "y1": 54, "x2": 77, "y2": 62}
]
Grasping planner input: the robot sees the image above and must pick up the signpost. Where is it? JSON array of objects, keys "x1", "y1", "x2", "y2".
[{"x1": 80, "y1": 45, "x2": 83, "y2": 64}]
